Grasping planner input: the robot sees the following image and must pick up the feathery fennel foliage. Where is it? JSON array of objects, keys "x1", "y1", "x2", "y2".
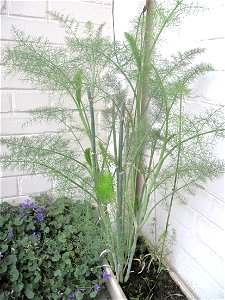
[{"x1": 1, "y1": 0, "x2": 224, "y2": 282}]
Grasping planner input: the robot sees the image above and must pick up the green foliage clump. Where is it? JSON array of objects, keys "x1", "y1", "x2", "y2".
[
  {"x1": 0, "y1": 197, "x2": 106, "y2": 300},
  {"x1": 95, "y1": 173, "x2": 114, "y2": 204}
]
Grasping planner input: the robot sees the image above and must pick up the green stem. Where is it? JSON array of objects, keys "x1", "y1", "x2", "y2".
[
  {"x1": 158, "y1": 95, "x2": 183, "y2": 269},
  {"x1": 124, "y1": 231, "x2": 138, "y2": 282},
  {"x1": 87, "y1": 87, "x2": 99, "y2": 184},
  {"x1": 116, "y1": 102, "x2": 125, "y2": 282}
]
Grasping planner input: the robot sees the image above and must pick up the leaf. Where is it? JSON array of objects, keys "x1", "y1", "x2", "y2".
[
  {"x1": 14, "y1": 216, "x2": 23, "y2": 225},
  {"x1": 1, "y1": 244, "x2": 8, "y2": 253},
  {"x1": 28, "y1": 262, "x2": 37, "y2": 272},
  {"x1": 27, "y1": 222, "x2": 35, "y2": 231},
  {"x1": 0, "y1": 216, "x2": 6, "y2": 226},
  {"x1": 74, "y1": 269, "x2": 81, "y2": 278},
  {"x1": 54, "y1": 269, "x2": 62, "y2": 277},
  {"x1": 25, "y1": 285, "x2": 34, "y2": 299},
  {"x1": 34, "y1": 271, "x2": 41, "y2": 283},
  {"x1": 10, "y1": 265, "x2": 19, "y2": 281},
  {"x1": 51, "y1": 254, "x2": 60, "y2": 261},
  {"x1": 74, "y1": 69, "x2": 83, "y2": 104},
  {"x1": 58, "y1": 234, "x2": 66, "y2": 243},
  {"x1": 76, "y1": 291, "x2": 84, "y2": 300},
  {"x1": 89, "y1": 291, "x2": 97, "y2": 298},
  {"x1": 0, "y1": 292, "x2": 10, "y2": 300},
  {"x1": 21, "y1": 236, "x2": 29, "y2": 247},
  {"x1": 12, "y1": 282, "x2": 24, "y2": 292},
  {"x1": 27, "y1": 251, "x2": 35, "y2": 261},
  {"x1": 44, "y1": 226, "x2": 50, "y2": 233},
  {"x1": 124, "y1": 32, "x2": 142, "y2": 72},
  {"x1": 84, "y1": 148, "x2": 92, "y2": 167},
  {"x1": 0, "y1": 263, "x2": 7, "y2": 274},
  {"x1": 6, "y1": 254, "x2": 17, "y2": 265},
  {"x1": 95, "y1": 172, "x2": 114, "y2": 204},
  {"x1": 62, "y1": 252, "x2": 69, "y2": 261}
]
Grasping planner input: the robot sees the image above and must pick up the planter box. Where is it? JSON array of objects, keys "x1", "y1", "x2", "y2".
[
  {"x1": 103, "y1": 260, "x2": 128, "y2": 300},
  {"x1": 103, "y1": 259, "x2": 197, "y2": 300}
]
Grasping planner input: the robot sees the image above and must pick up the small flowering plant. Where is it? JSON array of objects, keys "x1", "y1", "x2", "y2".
[{"x1": 0, "y1": 196, "x2": 107, "y2": 299}]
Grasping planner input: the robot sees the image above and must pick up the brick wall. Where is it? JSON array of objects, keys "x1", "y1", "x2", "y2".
[
  {"x1": 142, "y1": 1, "x2": 225, "y2": 299},
  {"x1": 0, "y1": 0, "x2": 112, "y2": 204}
]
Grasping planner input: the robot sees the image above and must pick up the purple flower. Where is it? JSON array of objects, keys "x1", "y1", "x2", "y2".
[
  {"x1": 19, "y1": 212, "x2": 25, "y2": 218},
  {"x1": 103, "y1": 271, "x2": 111, "y2": 282},
  {"x1": 21, "y1": 198, "x2": 36, "y2": 209},
  {"x1": 21, "y1": 203, "x2": 27, "y2": 209},
  {"x1": 69, "y1": 290, "x2": 78, "y2": 298},
  {"x1": 32, "y1": 232, "x2": 41, "y2": 240},
  {"x1": 33, "y1": 220, "x2": 37, "y2": 224},
  {"x1": 36, "y1": 213, "x2": 44, "y2": 221},
  {"x1": 93, "y1": 284, "x2": 101, "y2": 291},
  {"x1": 30, "y1": 201, "x2": 37, "y2": 208},
  {"x1": 0, "y1": 252, "x2": 3, "y2": 259},
  {"x1": 21, "y1": 198, "x2": 31, "y2": 209},
  {"x1": 36, "y1": 206, "x2": 45, "y2": 212},
  {"x1": 8, "y1": 230, "x2": 14, "y2": 238}
]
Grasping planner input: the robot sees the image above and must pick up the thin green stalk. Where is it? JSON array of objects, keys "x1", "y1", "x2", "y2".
[
  {"x1": 124, "y1": 231, "x2": 138, "y2": 282},
  {"x1": 87, "y1": 87, "x2": 99, "y2": 183},
  {"x1": 116, "y1": 102, "x2": 125, "y2": 282},
  {"x1": 158, "y1": 95, "x2": 183, "y2": 269},
  {"x1": 112, "y1": 102, "x2": 118, "y2": 166}
]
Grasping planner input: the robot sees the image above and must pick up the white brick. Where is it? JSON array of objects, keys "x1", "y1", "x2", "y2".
[
  {"x1": 167, "y1": 243, "x2": 190, "y2": 272},
  {"x1": 176, "y1": 227, "x2": 224, "y2": 287},
  {"x1": 18, "y1": 174, "x2": 52, "y2": 195},
  {"x1": 13, "y1": 91, "x2": 50, "y2": 111},
  {"x1": 200, "y1": 71, "x2": 225, "y2": 103},
  {"x1": 196, "y1": 0, "x2": 224, "y2": 8},
  {"x1": 170, "y1": 201, "x2": 196, "y2": 231},
  {"x1": 50, "y1": 1, "x2": 111, "y2": 24},
  {"x1": 51, "y1": 94, "x2": 75, "y2": 110},
  {"x1": 0, "y1": 93, "x2": 12, "y2": 112},
  {"x1": 179, "y1": 6, "x2": 225, "y2": 42},
  {"x1": 187, "y1": 190, "x2": 224, "y2": 229},
  {"x1": 1, "y1": 167, "x2": 30, "y2": 177},
  {"x1": 25, "y1": 19, "x2": 65, "y2": 44},
  {"x1": 1, "y1": 16, "x2": 26, "y2": 40},
  {"x1": 0, "y1": 177, "x2": 18, "y2": 197},
  {"x1": 205, "y1": 177, "x2": 224, "y2": 201},
  {"x1": 3, "y1": 195, "x2": 29, "y2": 206},
  {"x1": 185, "y1": 256, "x2": 224, "y2": 300},
  {"x1": 195, "y1": 216, "x2": 224, "y2": 259},
  {"x1": 0, "y1": 0, "x2": 8, "y2": 14},
  {"x1": 1, "y1": 69, "x2": 34, "y2": 89},
  {"x1": 0, "y1": 113, "x2": 57, "y2": 135},
  {"x1": 195, "y1": 38, "x2": 225, "y2": 71},
  {"x1": 9, "y1": 1, "x2": 47, "y2": 18}
]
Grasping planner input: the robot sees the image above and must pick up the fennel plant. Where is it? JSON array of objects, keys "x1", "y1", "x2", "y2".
[{"x1": 1, "y1": 0, "x2": 224, "y2": 283}]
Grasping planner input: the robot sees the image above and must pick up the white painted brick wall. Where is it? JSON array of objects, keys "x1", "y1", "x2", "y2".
[
  {"x1": 0, "y1": 0, "x2": 112, "y2": 204},
  {"x1": 142, "y1": 1, "x2": 225, "y2": 299}
]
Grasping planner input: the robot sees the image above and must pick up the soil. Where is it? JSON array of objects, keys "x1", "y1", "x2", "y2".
[{"x1": 121, "y1": 238, "x2": 187, "y2": 300}]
